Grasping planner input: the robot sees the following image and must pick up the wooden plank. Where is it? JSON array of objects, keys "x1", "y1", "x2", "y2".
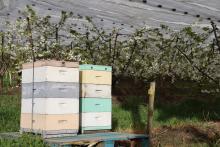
[
  {"x1": 82, "y1": 126, "x2": 112, "y2": 131},
  {"x1": 0, "y1": 132, "x2": 148, "y2": 146},
  {"x1": 22, "y1": 60, "x2": 79, "y2": 69},
  {"x1": 80, "y1": 64, "x2": 112, "y2": 72},
  {"x1": 45, "y1": 132, "x2": 148, "y2": 144}
]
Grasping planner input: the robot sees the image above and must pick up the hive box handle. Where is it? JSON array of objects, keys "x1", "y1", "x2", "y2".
[
  {"x1": 61, "y1": 61, "x2": 65, "y2": 67},
  {"x1": 59, "y1": 70, "x2": 67, "y2": 73},
  {"x1": 59, "y1": 102, "x2": 67, "y2": 106},
  {"x1": 95, "y1": 75, "x2": 102, "y2": 78},
  {"x1": 95, "y1": 89, "x2": 102, "y2": 92},
  {"x1": 95, "y1": 116, "x2": 101, "y2": 119},
  {"x1": 58, "y1": 120, "x2": 67, "y2": 124},
  {"x1": 59, "y1": 88, "x2": 67, "y2": 91}
]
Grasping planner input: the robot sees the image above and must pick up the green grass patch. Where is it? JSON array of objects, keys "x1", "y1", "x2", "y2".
[
  {"x1": 0, "y1": 134, "x2": 47, "y2": 147},
  {"x1": 1, "y1": 95, "x2": 219, "y2": 132},
  {"x1": 0, "y1": 95, "x2": 20, "y2": 132},
  {"x1": 112, "y1": 96, "x2": 220, "y2": 131}
]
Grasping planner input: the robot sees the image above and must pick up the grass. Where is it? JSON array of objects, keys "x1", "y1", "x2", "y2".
[
  {"x1": 0, "y1": 95, "x2": 47, "y2": 146},
  {"x1": 0, "y1": 95, "x2": 20, "y2": 132},
  {"x1": 0, "y1": 90, "x2": 220, "y2": 146},
  {"x1": 0, "y1": 134, "x2": 47, "y2": 147},
  {"x1": 112, "y1": 96, "x2": 220, "y2": 130},
  {"x1": 112, "y1": 97, "x2": 220, "y2": 146}
]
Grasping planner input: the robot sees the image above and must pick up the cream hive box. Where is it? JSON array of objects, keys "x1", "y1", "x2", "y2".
[
  {"x1": 20, "y1": 60, "x2": 79, "y2": 138},
  {"x1": 79, "y1": 64, "x2": 112, "y2": 133}
]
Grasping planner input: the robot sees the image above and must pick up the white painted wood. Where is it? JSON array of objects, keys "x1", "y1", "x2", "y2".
[
  {"x1": 81, "y1": 112, "x2": 111, "y2": 127},
  {"x1": 21, "y1": 98, "x2": 79, "y2": 114},
  {"x1": 22, "y1": 66, "x2": 79, "y2": 83},
  {"x1": 81, "y1": 84, "x2": 111, "y2": 98}
]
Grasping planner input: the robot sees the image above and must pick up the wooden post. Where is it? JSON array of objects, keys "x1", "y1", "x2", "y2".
[{"x1": 147, "y1": 81, "x2": 156, "y2": 146}]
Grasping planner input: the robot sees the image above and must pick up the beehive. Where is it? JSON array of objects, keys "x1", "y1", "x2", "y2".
[
  {"x1": 79, "y1": 64, "x2": 112, "y2": 133},
  {"x1": 20, "y1": 60, "x2": 79, "y2": 138}
]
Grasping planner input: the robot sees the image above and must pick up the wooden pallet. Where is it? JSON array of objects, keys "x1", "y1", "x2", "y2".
[
  {"x1": 0, "y1": 132, "x2": 148, "y2": 147},
  {"x1": 46, "y1": 132, "x2": 148, "y2": 147}
]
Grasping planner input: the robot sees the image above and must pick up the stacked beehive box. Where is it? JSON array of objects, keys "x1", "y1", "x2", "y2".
[
  {"x1": 79, "y1": 64, "x2": 112, "y2": 133},
  {"x1": 20, "y1": 60, "x2": 79, "y2": 138}
]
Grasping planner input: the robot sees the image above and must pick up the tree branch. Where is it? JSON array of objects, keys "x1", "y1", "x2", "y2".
[
  {"x1": 175, "y1": 37, "x2": 218, "y2": 84},
  {"x1": 211, "y1": 21, "x2": 220, "y2": 52}
]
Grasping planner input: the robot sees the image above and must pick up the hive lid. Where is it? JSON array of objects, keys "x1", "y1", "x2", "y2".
[
  {"x1": 22, "y1": 60, "x2": 79, "y2": 69},
  {"x1": 80, "y1": 64, "x2": 112, "y2": 72}
]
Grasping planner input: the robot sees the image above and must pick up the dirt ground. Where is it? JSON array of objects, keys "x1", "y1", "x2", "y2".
[
  {"x1": 152, "y1": 122, "x2": 220, "y2": 146},
  {"x1": 115, "y1": 122, "x2": 220, "y2": 147}
]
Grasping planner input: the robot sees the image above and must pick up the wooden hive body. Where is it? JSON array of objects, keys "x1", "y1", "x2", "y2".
[
  {"x1": 20, "y1": 60, "x2": 79, "y2": 138},
  {"x1": 79, "y1": 64, "x2": 112, "y2": 133}
]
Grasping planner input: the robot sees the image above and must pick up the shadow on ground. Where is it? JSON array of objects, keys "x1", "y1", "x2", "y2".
[{"x1": 112, "y1": 78, "x2": 220, "y2": 133}]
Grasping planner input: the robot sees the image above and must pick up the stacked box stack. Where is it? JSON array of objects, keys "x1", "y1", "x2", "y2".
[
  {"x1": 20, "y1": 60, "x2": 79, "y2": 138},
  {"x1": 79, "y1": 64, "x2": 112, "y2": 133}
]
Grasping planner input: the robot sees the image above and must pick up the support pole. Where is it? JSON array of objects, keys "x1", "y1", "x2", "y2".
[
  {"x1": 104, "y1": 140, "x2": 115, "y2": 147},
  {"x1": 147, "y1": 81, "x2": 156, "y2": 146},
  {"x1": 27, "y1": 17, "x2": 35, "y2": 132},
  {"x1": 0, "y1": 32, "x2": 4, "y2": 94}
]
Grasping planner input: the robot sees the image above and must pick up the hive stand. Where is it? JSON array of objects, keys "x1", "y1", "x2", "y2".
[
  {"x1": 46, "y1": 132, "x2": 148, "y2": 147},
  {"x1": 0, "y1": 132, "x2": 148, "y2": 147}
]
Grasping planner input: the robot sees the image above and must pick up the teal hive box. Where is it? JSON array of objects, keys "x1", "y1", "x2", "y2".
[
  {"x1": 80, "y1": 98, "x2": 112, "y2": 113},
  {"x1": 79, "y1": 64, "x2": 112, "y2": 72}
]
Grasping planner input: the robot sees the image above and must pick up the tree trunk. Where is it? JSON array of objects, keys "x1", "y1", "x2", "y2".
[
  {"x1": 147, "y1": 81, "x2": 156, "y2": 147},
  {"x1": 0, "y1": 75, "x2": 3, "y2": 94}
]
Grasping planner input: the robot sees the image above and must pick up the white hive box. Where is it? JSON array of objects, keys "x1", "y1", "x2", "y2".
[
  {"x1": 20, "y1": 60, "x2": 79, "y2": 138},
  {"x1": 79, "y1": 64, "x2": 112, "y2": 133},
  {"x1": 80, "y1": 84, "x2": 111, "y2": 98},
  {"x1": 81, "y1": 112, "x2": 112, "y2": 130},
  {"x1": 21, "y1": 98, "x2": 79, "y2": 114},
  {"x1": 22, "y1": 66, "x2": 79, "y2": 83}
]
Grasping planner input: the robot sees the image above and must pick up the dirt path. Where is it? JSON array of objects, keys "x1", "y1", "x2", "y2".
[{"x1": 152, "y1": 122, "x2": 220, "y2": 146}]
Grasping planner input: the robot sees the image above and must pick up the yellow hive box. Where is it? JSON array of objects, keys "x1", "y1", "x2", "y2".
[
  {"x1": 20, "y1": 113, "x2": 79, "y2": 133},
  {"x1": 80, "y1": 64, "x2": 112, "y2": 85}
]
